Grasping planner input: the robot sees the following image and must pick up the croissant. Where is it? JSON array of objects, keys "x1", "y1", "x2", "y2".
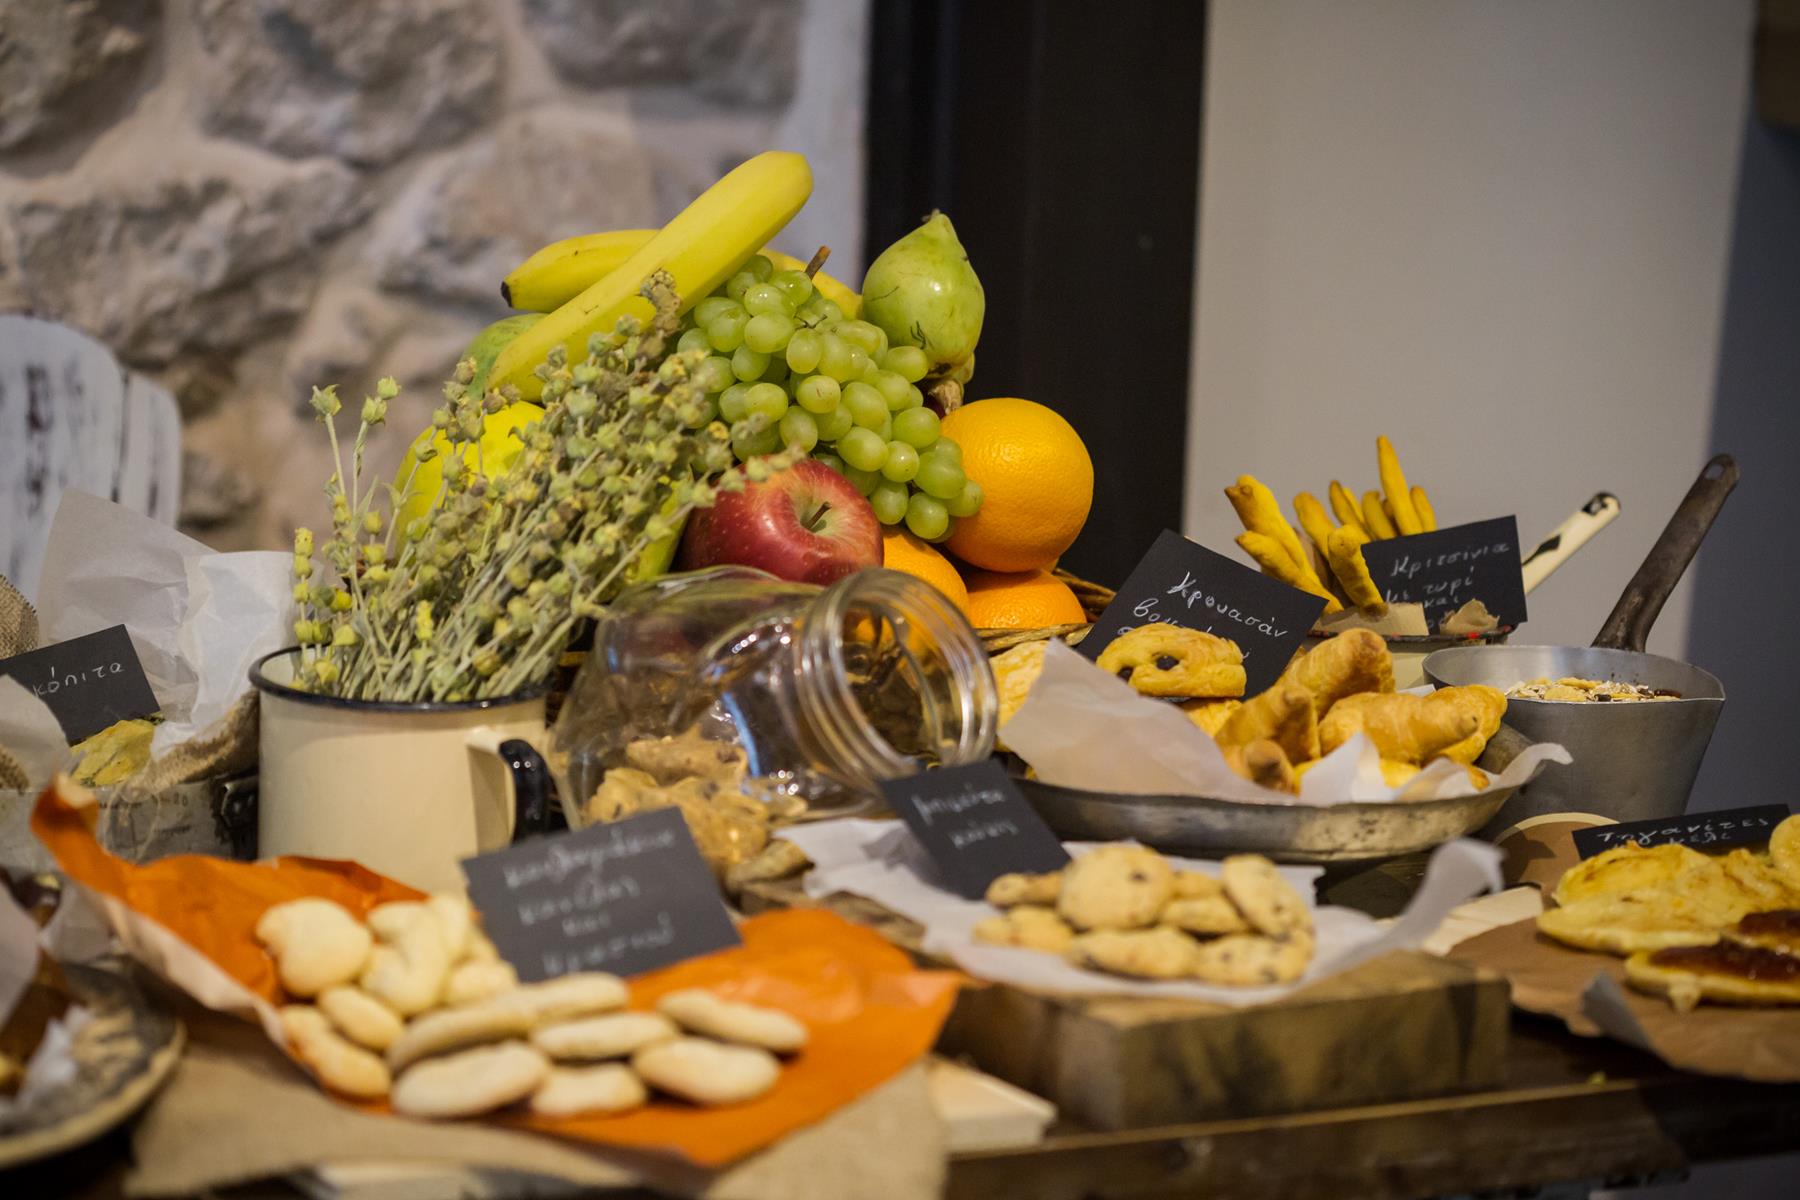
[
  {"x1": 1319, "y1": 692, "x2": 1479, "y2": 764},
  {"x1": 1222, "y1": 738, "x2": 1299, "y2": 794},
  {"x1": 1181, "y1": 698, "x2": 1241, "y2": 737},
  {"x1": 1216, "y1": 685, "x2": 1319, "y2": 763},
  {"x1": 1277, "y1": 628, "x2": 1394, "y2": 715},
  {"x1": 1433, "y1": 685, "x2": 1506, "y2": 765}
]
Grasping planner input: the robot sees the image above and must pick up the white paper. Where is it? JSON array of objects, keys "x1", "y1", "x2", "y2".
[
  {"x1": 0, "y1": 677, "x2": 72, "y2": 791},
  {"x1": 1003, "y1": 640, "x2": 1570, "y2": 807},
  {"x1": 0, "y1": 1006, "x2": 91, "y2": 1124},
  {"x1": 778, "y1": 819, "x2": 1504, "y2": 1006},
  {"x1": 0, "y1": 880, "x2": 41, "y2": 1027},
  {"x1": 33, "y1": 489, "x2": 292, "y2": 754}
]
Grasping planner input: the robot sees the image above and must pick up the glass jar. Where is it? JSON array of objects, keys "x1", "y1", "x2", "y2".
[{"x1": 551, "y1": 566, "x2": 998, "y2": 821}]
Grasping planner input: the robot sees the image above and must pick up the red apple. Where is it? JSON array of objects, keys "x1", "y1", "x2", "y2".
[{"x1": 678, "y1": 459, "x2": 884, "y2": 585}]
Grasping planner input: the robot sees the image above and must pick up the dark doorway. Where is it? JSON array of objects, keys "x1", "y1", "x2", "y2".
[{"x1": 866, "y1": 0, "x2": 1208, "y2": 586}]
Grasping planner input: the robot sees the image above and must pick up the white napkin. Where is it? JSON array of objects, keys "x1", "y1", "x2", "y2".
[
  {"x1": 34, "y1": 490, "x2": 291, "y2": 755},
  {"x1": 779, "y1": 819, "x2": 1504, "y2": 1007}
]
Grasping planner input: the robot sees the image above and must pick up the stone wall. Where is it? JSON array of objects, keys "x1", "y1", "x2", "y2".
[{"x1": 0, "y1": 0, "x2": 868, "y2": 548}]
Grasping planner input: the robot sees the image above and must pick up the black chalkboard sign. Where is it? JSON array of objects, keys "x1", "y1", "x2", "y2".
[
  {"x1": 1360, "y1": 517, "x2": 1527, "y2": 631},
  {"x1": 1081, "y1": 529, "x2": 1327, "y2": 694},
  {"x1": 881, "y1": 760, "x2": 1071, "y2": 900},
  {"x1": 461, "y1": 807, "x2": 740, "y2": 982},
  {"x1": 1572, "y1": 805, "x2": 1793, "y2": 860},
  {"x1": 0, "y1": 625, "x2": 160, "y2": 743}
]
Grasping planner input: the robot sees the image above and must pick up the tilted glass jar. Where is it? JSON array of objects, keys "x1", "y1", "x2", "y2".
[{"x1": 550, "y1": 566, "x2": 998, "y2": 820}]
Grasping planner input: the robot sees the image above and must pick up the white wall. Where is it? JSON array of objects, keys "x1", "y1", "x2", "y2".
[{"x1": 1187, "y1": 0, "x2": 1753, "y2": 657}]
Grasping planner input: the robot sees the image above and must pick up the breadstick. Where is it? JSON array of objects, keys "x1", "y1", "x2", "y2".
[
  {"x1": 1224, "y1": 476, "x2": 1311, "y2": 578},
  {"x1": 1361, "y1": 491, "x2": 1398, "y2": 539},
  {"x1": 1410, "y1": 486, "x2": 1437, "y2": 531},
  {"x1": 1326, "y1": 526, "x2": 1386, "y2": 613},
  {"x1": 1329, "y1": 481, "x2": 1366, "y2": 535},
  {"x1": 1293, "y1": 492, "x2": 1336, "y2": 558},
  {"x1": 1376, "y1": 437, "x2": 1423, "y2": 535},
  {"x1": 1235, "y1": 532, "x2": 1342, "y2": 613}
]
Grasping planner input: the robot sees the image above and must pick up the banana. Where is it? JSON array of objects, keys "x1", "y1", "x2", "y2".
[
  {"x1": 499, "y1": 227, "x2": 859, "y2": 319},
  {"x1": 500, "y1": 229, "x2": 656, "y2": 313},
  {"x1": 490, "y1": 151, "x2": 813, "y2": 400}
]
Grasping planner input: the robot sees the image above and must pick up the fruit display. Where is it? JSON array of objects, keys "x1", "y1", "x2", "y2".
[{"x1": 676, "y1": 458, "x2": 882, "y2": 585}]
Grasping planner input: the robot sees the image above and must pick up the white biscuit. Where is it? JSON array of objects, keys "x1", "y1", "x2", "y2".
[
  {"x1": 391, "y1": 1041, "x2": 549, "y2": 1119},
  {"x1": 518, "y1": 973, "x2": 629, "y2": 1024},
  {"x1": 385, "y1": 992, "x2": 536, "y2": 1071},
  {"x1": 532, "y1": 1012, "x2": 680, "y2": 1061},
  {"x1": 426, "y1": 894, "x2": 474, "y2": 960},
  {"x1": 656, "y1": 989, "x2": 808, "y2": 1054},
  {"x1": 255, "y1": 899, "x2": 373, "y2": 998},
  {"x1": 359, "y1": 909, "x2": 450, "y2": 1017},
  {"x1": 365, "y1": 900, "x2": 429, "y2": 941},
  {"x1": 632, "y1": 1037, "x2": 780, "y2": 1107},
  {"x1": 317, "y1": 985, "x2": 403, "y2": 1052},
  {"x1": 530, "y1": 1063, "x2": 649, "y2": 1117},
  {"x1": 443, "y1": 960, "x2": 519, "y2": 1007},
  {"x1": 280, "y1": 1004, "x2": 391, "y2": 1099}
]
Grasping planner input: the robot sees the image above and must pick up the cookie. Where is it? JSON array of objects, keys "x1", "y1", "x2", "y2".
[
  {"x1": 317, "y1": 985, "x2": 403, "y2": 1052},
  {"x1": 972, "y1": 905, "x2": 1075, "y2": 952},
  {"x1": 1772, "y1": 814, "x2": 1800, "y2": 889},
  {"x1": 1161, "y1": 895, "x2": 1251, "y2": 937},
  {"x1": 391, "y1": 1041, "x2": 549, "y2": 1119},
  {"x1": 1096, "y1": 625, "x2": 1246, "y2": 699},
  {"x1": 985, "y1": 870, "x2": 1063, "y2": 908},
  {"x1": 632, "y1": 1037, "x2": 781, "y2": 1107},
  {"x1": 657, "y1": 989, "x2": 808, "y2": 1055},
  {"x1": 442, "y1": 960, "x2": 519, "y2": 1007},
  {"x1": 518, "y1": 973, "x2": 629, "y2": 1024},
  {"x1": 360, "y1": 906, "x2": 451, "y2": 1017},
  {"x1": 385, "y1": 992, "x2": 536, "y2": 1071},
  {"x1": 532, "y1": 1012, "x2": 680, "y2": 1061},
  {"x1": 1220, "y1": 855, "x2": 1311, "y2": 938},
  {"x1": 281, "y1": 1005, "x2": 391, "y2": 1099},
  {"x1": 255, "y1": 899, "x2": 373, "y2": 999},
  {"x1": 991, "y1": 640, "x2": 1049, "y2": 746},
  {"x1": 530, "y1": 1063, "x2": 649, "y2": 1118},
  {"x1": 1188, "y1": 931, "x2": 1315, "y2": 986},
  {"x1": 1171, "y1": 870, "x2": 1225, "y2": 900},
  {"x1": 1066, "y1": 927, "x2": 1203, "y2": 980},
  {"x1": 1057, "y1": 845, "x2": 1174, "y2": 931}
]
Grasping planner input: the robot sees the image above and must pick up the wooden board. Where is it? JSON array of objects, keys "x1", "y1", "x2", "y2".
[{"x1": 739, "y1": 878, "x2": 1509, "y2": 1131}]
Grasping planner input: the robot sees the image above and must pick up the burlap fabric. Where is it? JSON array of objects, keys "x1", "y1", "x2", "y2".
[
  {"x1": 129, "y1": 999, "x2": 947, "y2": 1200},
  {"x1": 1, "y1": 574, "x2": 41, "y2": 787}
]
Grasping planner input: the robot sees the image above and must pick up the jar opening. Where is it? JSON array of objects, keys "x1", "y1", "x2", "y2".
[{"x1": 797, "y1": 568, "x2": 998, "y2": 785}]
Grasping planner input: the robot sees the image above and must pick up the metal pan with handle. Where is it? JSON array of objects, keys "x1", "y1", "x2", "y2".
[{"x1": 1423, "y1": 455, "x2": 1737, "y2": 832}]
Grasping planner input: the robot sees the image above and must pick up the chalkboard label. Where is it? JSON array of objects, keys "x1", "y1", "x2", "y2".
[
  {"x1": 1571, "y1": 805, "x2": 1793, "y2": 859},
  {"x1": 1081, "y1": 529, "x2": 1328, "y2": 694},
  {"x1": 0, "y1": 625, "x2": 160, "y2": 743},
  {"x1": 881, "y1": 760, "x2": 1071, "y2": 900},
  {"x1": 461, "y1": 807, "x2": 740, "y2": 982},
  {"x1": 1360, "y1": 517, "x2": 1527, "y2": 631}
]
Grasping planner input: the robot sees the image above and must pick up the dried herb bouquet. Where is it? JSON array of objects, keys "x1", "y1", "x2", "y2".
[{"x1": 288, "y1": 273, "x2": 797, "y2": 702}]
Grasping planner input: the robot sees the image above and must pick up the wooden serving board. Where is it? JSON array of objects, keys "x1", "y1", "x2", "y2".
[{"x1": 739, "y1": 877, "x2": 1509, "y2": 1131}]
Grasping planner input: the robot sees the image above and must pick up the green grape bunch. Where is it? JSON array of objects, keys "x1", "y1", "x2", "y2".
[{"x1": 673, "y1": 253, "x2": 983, "y2": 543}]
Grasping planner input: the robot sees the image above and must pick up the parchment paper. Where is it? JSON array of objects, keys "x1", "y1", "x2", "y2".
[
  {"x1": 0, "y1": 678, "x2": 70, "y2": 791},
  {"x1": 779, "y1": 819, "x2": 1503, "y2": 1006},
  {"x1": 1002, "y1": 640, "x2": 1570, "y2": 805},
  {"x1": 1448, "y1": 917, "x2": 1800, "y2": 1083},
  {"x1": 33, "y1": 489, "x2": 291, "y2": 756}
]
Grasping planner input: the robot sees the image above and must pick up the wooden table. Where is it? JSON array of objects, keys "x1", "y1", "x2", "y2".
[{"x1": 10, "y1": 1013, "x2": 1797, "y2": 1200}]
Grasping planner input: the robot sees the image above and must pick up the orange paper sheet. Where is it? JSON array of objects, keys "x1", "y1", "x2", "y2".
[{"x1": 32, "y1": 782, "x2": 962, "y2": 1167}]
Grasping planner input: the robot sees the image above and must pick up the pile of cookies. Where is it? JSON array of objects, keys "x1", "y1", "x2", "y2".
[
  {"x1": 256, "y1": 893, "x2": 806, "y2": 1119},
  {"x1": 973, "y1": 847, "x2": 1316, "y2": 986},
  {"x1": 994, "y1": 626, "x2": 1506, "y2": 796},
  {"x1": 1536, "y1": 816, "x2": 1800, "y2": 1012}
]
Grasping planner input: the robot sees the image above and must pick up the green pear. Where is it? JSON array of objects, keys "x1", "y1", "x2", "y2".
[
  {"x1": 465, "y1": 312, "x2": 544, "y2": 397},
  {"x1": 860, "y1": 212, "x2": 985, "y2": 377}
]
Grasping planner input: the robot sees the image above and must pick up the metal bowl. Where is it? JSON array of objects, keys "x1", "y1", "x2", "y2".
[
  {"x1": 1014, "y1": 726, "x2": 1535, "y2": 864},
  {"x1": 1423, "y1": 644, "x2": 1724, "y2": 828}
]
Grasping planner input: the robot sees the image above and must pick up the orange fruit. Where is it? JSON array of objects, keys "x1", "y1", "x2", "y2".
[
  {"x1": 962, "y1": 568, "x2": 1087, "y2": 630},
  {"x1": 942, "y1": 397, "x2": 1093, "y2": 573},
  {"x1": 881, "y1": 529, "x2": 969, "y2": 611}
]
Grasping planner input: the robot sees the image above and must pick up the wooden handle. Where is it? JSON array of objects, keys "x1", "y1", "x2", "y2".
[
  {"x1": 1593, "y1": 454, "x2": 1738, "y2": 652},
  {"x1": 1521, "y1": 493, "x2": 1621, "y2": 595}
]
